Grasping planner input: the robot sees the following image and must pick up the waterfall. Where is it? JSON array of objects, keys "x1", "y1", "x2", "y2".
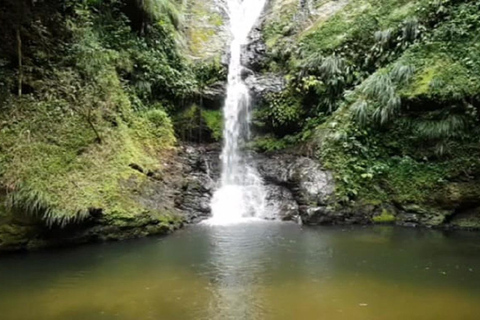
[{"x1": 207, "y1": 0, "x2": 268, "y2": 225}]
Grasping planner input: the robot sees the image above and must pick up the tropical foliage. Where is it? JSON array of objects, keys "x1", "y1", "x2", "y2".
[
  {"x1": 0, "y1": 0, "x2": 216, "y2": 227},
  {"x1": 255, "y1": 0, "x2": 480, "y2": 211}
]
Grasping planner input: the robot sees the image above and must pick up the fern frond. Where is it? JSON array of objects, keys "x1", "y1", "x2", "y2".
[
  {"x1": 361, "y1": 72, "x2": 394, "y2": 100},
  {"x1": 319, "y1": 55, "x2": 345, "y2": 77},
  {"x1": 351, "y1": 99, "x2": 370, "y2": 126},
  {"x1": 6, "y1": 184, "x2": 91, "y2": 228},
  {"x1": 414, "y1": 114, "x2": 467, "y2": 140},
  {"x1": 402, "y1": 18, "x2": 419, "y2": 42},
  {"x1": 302, "y1": 52, "x2": 324, "y2": 71},
  {"x1": 390, "y1": 64, "x2": 415, "y2": 84},
  {"x1": 374, "y1": 28, "x2": 393, "y2": 47}
]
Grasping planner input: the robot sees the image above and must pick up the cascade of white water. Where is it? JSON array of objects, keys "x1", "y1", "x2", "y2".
[{"x1": 207, "y1": 0, "x2": 268, "y2": 225}]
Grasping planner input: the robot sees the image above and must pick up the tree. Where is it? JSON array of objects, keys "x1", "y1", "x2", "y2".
[{"x1": 0, "y1": 0, "x2": 34, "y2": 96}]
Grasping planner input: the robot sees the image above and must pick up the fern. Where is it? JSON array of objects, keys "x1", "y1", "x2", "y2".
[
  {"x1": 6, "y1": 184, "x2": 90, "y2": 228},
  {"x1": 374, "y1": 28, "x2": 394, "y2": 48},
  {"x1": 319, "y1": 55, "x2": 345, "y2": 78},
  {"x1": 361, "y1": 72, "x2": 395, "y2": 99},
  {"x1": 351, "y1": 64, "x2": 414, "y2": 125},
  {"x1": 302, "y1": 53, "x2": 346, "y2": 78},
  {"x1": 351, "y1": 99, "x2": 370, "y2": 126},
  {"x1": 390, "y1": 64, "x2": 415, "y2": 84},
  {"x1": 300, "y1": 52, "x2": 324, "y2": 77},
  {"x1": 410, "y1": 112, "x2": 469, "y2": 156},
  {"x1": 414, "y1": 113, "x2": 467, "y2": 140},
  {"x1": 402, "y1": 18, "x2": 420, "y2": 42}
]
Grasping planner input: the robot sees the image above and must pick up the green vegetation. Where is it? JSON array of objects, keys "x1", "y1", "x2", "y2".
[
  {"x1": 2, "y1": 0, "x2": 480, "y2": 241},
  {"x1": 174, "y1": 105, "x2": 223, "y2": 142},
  {"x1": 256, "y1": 0, "x2": 480, "y2": 219},
  {"x1": 373, "y1": 209, "x2": 396, "y2": 224},
  {"x1": 0, "y1": 0, "x2": 224, "y2": 231},
  {"x1": 202, "y1": 109, "x2": 223, "y2": 141}
]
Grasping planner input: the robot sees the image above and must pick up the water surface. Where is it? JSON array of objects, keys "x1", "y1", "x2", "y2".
[{"x1": 1, "y1": 222, "x2": 480, "y2": 320}]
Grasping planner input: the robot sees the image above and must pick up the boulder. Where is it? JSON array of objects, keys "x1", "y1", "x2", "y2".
[
  {"x1": 263, "y1": 184, "x2": 299, "y2": 221},
  {"x1": 254, "y1": 153, "x2": 336, "y2": 222},
  {"x1": 256, "y1": 154, "x2": 335, "y2": 207}
]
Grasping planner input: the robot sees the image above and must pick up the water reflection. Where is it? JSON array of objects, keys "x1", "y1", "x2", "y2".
[
  {"x1": 0, "y1": 224, "x2": 480, "y2": 320},
  {"x1": 203, "y1": 222, "x2": 280, "y2": 320}
]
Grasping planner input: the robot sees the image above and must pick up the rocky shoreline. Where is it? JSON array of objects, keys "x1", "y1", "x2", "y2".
[
  {"x1": 181, "y1": 143, "x2": 480, "y2": 231},
  {"x1": 2, "y1": 142, "x2": 480, "y2": 253},
  {"x1": 2, "y1": 0, "x2": 480, "y2": 253},
  {"x1": 0, "y1": 145, "x2": 325, "y2": 252}
]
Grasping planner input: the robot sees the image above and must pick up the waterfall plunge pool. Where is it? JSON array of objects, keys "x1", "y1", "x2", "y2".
[{"x1": 1, "y1": 222, "x2": 480, "y2": 320}]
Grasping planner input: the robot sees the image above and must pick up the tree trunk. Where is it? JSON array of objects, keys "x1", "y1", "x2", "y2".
[
  {"x1": 139, "y1": 0, "x2": 146, "y2": 36},
  {"x1": 17, "y1": 28, "x2": 22, "y2": 97}
]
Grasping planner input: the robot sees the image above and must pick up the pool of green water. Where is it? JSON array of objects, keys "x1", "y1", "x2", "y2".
[{"x1": 1, "y1": 222, "x2": 480, "y2": 320}]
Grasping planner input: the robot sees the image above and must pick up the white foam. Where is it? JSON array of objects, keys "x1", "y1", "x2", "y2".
[{"x1": 206, "y1": 0, "x2": 268, "y2": 225}]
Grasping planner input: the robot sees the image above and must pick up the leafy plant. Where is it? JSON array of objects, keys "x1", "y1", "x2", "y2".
[{"x1": 350, "y1": 64, "x2": 415, "y2": 125}]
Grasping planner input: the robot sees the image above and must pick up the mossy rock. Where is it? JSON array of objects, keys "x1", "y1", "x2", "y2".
[
  {"x1": 0, "y1": 208, "x2": 183, "y2": 252},
  {"x1": 434, "y1": 182, "x2": 480, "y2": 209},
  {"x1": 185, "y1": 0, "x2": 228, "y2": 60},
  {"x1": 397, "y1": 204, "x2": 453, "y2": 227},
  {"x1": 0, "y1": 223, "x2": 36, "y2": 251},
  {"x1": 449, "y1": 207, "x2": 480, "y2": 230},
  {"x1": 174, "y1": 104, "x2": 222, "y2": 143},
  {"x1": 372, "y1": 208, "x2": 396, "y2": 224}
]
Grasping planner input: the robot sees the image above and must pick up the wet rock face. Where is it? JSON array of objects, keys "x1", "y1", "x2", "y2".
[
  {"x1": 255, "y1": 154, "x2": 335, "y2": 223},
  {"x1": 176, "y1": 144, "x2": 221, "y2": 223},
  {"x1": 448, "y1": 207, "x2": 480, "y2": 229},
  {"x1": 242, "y1": 23, "x2": 266, "y2": 71},
  {"x1": 185, "y1": 0, "x2": 229, "y2": 60},
  {"x1": 241, "y1": 12, "x2": 286, "y2": 100},
  {"x1": 175, "y1": 147, "x2": 337, "y2": 225},
  {"x1": 394, "y1": 205, "x2": 452, "y2": 228},
  {"x1": 201, "y1": 81, "x2": 227, "y2": 110},
  {"x1": 244, "y1": 73, "x2": 286, "y2": 100},
  {"x1": 256, "y1": 154, "x2": 335, "y2": 206},
  {"x1": 0, "y1": 207, "x2": 183, "y2": 253},
  {"x1": 303, "y1": 206, "x2": 375, "y2": 226},
  {"x1": 263, "y1": 184, "x2": 299, "y2": 221}
]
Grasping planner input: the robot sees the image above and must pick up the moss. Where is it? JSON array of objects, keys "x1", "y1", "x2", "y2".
[
  {"x1": 185, "y1": 0, "x2": 226, "y2": 59},
  {"x1": 0, "y1": 224, "x2": 31, "y2": 249},
  {"x1": 298, "y1": 0, "x2": 423, "y2": 54},
  {"x1": 173, "y1": 104, "x2": 223, "y2": 142},
  {"x1": 250, "y1": 135, "x2": 290, "y2": 152},
  {"x1": 0, "y1": 209, "x2": 183, "y2": 252},
  {"x1": 383, "y1": 158, "x2": 447, "y2": 205},
  {"x1": 314, "y1": 0, "x2": 480, "y2": 208},
  {"x1": 0, "y1": 0, "x2": 220, "y2": 248},
  {"x1": 0, "y1": 98, "x2": 177, "y2": 227},
  {"x1": 387, "y1": 2, "x2": 417, "y2": 22},
  {"x1": 372, "y1": 209, "x2": 396, "y2": 224},
  {"x1": 299, "y1": 1, "x2": 371, "y2": 51},
  {"x1": 263, "y1": 0, "x2": 298, "y2": 49},
  {"x1": 260, "y1": 0, "x2": 441, "y2": 76},
  {"x1": 449, "y1": 208, "x2": 480, "y2": 229},
  {"x1": 253, "y1": 0, "x2": 480, "y2": 229},
  {"x1": 202, "y1": 109, "x2": 223, "y2": 141},
  {"x1": 400, "y1": 47, "x2": 480, "y2": 100}
]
